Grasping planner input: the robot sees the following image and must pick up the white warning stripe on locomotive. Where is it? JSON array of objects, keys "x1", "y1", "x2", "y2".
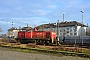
[{"x1": 52, "y1": 32, "x2": 56, "y2": 34}]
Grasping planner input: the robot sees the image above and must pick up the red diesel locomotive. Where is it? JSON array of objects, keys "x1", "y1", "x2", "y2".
[{"x1": 16, "y1": 28, "x2": 57, "y2": 45}]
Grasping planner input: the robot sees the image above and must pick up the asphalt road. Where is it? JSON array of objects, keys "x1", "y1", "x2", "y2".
[{"x1": 0, "y1": 47, "x2": 89, "y2": 60}]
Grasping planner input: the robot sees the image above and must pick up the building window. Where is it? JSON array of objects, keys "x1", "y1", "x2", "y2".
[
  {"x1": 74, "y1": 29, "x2": 76, "y2": 32},
  {"x1": 70, "y1": 33, "x2": 72, "y2": 35},
  {"x1": 60, "y1": 30, "x2": 62, "y2": 32},
  {"x1": 67, "y1": 28, "x2": 69, "y2": 30},
  {"x1": 74, "y1": 33, "x2": 76, "y2": 35},
  {"x1": 57, "y1": 33, "x2": 58, "y2": 35},
  {"x1": 60, "y1": 33, "x2": 62, "y2": 35},
  {"x1": 64, "y1": 30, "x2": 65, "y2": 32},
  {"x1": 67, "y1": 31, "x2": 69, "y2": 33},
  {"x1": 70, "y1": 29, "x2": 72, "y2": 32}
]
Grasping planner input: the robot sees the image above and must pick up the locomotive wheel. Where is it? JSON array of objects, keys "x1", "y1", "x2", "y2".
[
  {"x1": 20, "y1": 40, "x2": 28, "y2": 44},
  {"x1": 35, "y1": 39, "x2": 40, "y2": 45},
  {"x1": 44, "y1": 40, "x2": 49, "y2": 45},
  {"x1": 20, "y1": 40, "x2": 24, "y2": 44},
  {"x1": 16, "y1": 39, "x2": 20, "y2": 43}
]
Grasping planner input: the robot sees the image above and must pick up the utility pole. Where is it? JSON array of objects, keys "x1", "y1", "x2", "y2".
[
  {"x1": 57, "y1": 20, "x2": 60, "y2": 45},
  {"x1": 80, "y1": 10, "x2": 84, "y2": 45},
  {"x1": 6, "y1": 21, "x2": 8, "y2": 37},
  {"x1": 63, "y1": 12, "x2": 65, "y2": 22},
  {"x1": 62, "y1": 12, "x2": 65, "y2": 41},
  {"x1": 12, "y1": 22, "x2": 13, "y2": 28}
]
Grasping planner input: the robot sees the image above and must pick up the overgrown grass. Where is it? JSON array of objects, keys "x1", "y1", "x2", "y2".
[{"x1": 0, "y1": 43, "x2": 90, "y2": 58}]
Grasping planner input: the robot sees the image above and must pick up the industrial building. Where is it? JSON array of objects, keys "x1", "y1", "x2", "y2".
[{"x1": 36, "y1": 21, "x2": 88, "y2": 36}]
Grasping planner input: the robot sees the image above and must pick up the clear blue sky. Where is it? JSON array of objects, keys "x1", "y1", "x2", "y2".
[{"x1": 0, "y1": 0, "x2": 90, "y2": 34}]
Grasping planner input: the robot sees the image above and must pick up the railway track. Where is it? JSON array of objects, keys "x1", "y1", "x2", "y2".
[
  {"x1": 0, "y1": 38, "x2": 89, "y2": 52},
  {"x1": 0, "y1": 43, "x2": 89, "y2": 58},
  {"x1": 0, "y1": 38, "x2": 90, "y2": 58}
]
